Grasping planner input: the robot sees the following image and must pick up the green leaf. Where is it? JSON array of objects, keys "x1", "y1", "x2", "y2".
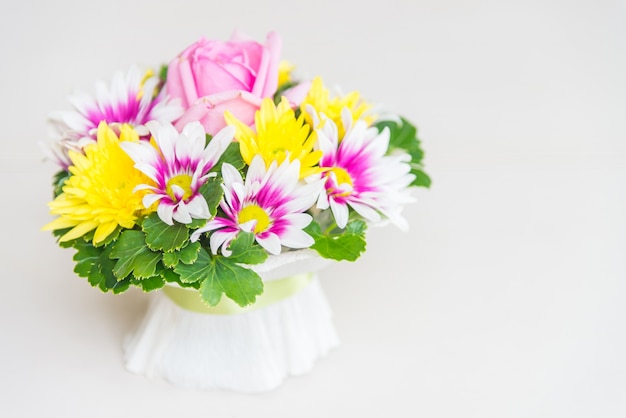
[
  {"x1": 131, "y1": 275, "x2": 165, "y2": 292},
  {"x1": 200, "y1": 257, "x2": 264, "y2": 307},
  {"x1": 198, "y1": 269, "x2": 224, "y2": 306},
  {"x1": 95, "y1": 245, "x2": 119, "y2": 290},
  {"x1": 305, "y1": 219, "x2": 367, "y2": 262},
  {"x1": 73, "y1": 240, "x2": 102, "y2": 278},
  {"x1": 199, "y1": 177, "x2": 224, "y2": 218},
  {"x1": 174, "y1": 247, "x2": 212, "y2": 284},
  {"x1": 210, "y1": 141, "x2": 245, "y2": 173},
  {"x1": 226, "y1": 232, "x2": 268, "y2": 265},
  {"x1": 111, "y1": 277, "x2": 131, "y2": 294},
  {"x1": 162, "y1": 241, "x2": 201, "y2": 268},
  {"x1": 273, "y1": 81, "x2": 298, "y2": 104},
  {"x1": 72, "y1": 242, "x2": 119, "y2": 292},
  {"x1": 110, "y1": 230, "x2": 161, "y2": 279},
  {"x1": 161, "y1": 267, "x2": 180, "y2": 283},
  {"x1": 142, "y1": 213, "x2": 189, "y2": 253},
  {"x1": 411, "y1": 169, "x2": 432, "y2": 188},
  {"x1": 52, "y1": 170, "x2": 71, "y2": 197},
  {"x1": 51, "y1": 227, "x2": 77, "y2": 248},
  {"x1": 159, "y1": 64, "x2": 168, "y2": 83},
  {"x1": 345, "y1": 219, "x2": 367, "y2": 235},
  {"x1": 174, "y1": 248, "x2": 264, "y2": 307},
  {"x1": 160, "y1": 267, "x2": 198, "y2": 289},
  {"x1": 186, "y1": 217, "x2": 207, "y2": 229}
]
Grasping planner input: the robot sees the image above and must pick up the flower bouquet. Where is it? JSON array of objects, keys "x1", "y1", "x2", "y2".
[{"x1": 42, "y1": 31, "x2": 430, "y2": 392}]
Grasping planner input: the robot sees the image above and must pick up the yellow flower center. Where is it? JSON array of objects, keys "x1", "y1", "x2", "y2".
[
  {"x1": 166, "y1": 174, "x2": 193, "y2": 201},
  {"x1": 238, "y1": 205, "x2": 271, "y2": 234},
  {"x1": 327, "y1": 167, "x2": 353, "y2": 197}
]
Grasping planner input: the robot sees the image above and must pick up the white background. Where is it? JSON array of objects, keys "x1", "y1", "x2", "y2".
[{"x1": 1, "y1": 0, "x2": 625, "y2": 416}]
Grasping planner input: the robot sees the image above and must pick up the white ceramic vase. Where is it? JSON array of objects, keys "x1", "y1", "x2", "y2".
[{"x1": 122, "y1": 249, "x2": 339, "y2": 393}]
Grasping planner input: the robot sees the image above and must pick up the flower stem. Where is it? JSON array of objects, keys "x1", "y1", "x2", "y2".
[{"x1": 324, "y1": 221, "x2": 338, "y2": 235}]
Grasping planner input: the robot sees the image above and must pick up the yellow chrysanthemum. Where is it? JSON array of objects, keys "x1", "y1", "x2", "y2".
[
  {"x1": 277, "y1": 60, "x2": 295, "y2": 88},
  {"x1": 43, "y1": 122, "x2": 156, "y2": 245},
  {"x1": 225, "y1": 97, "x2": 322, "y2": 179},
  {"x1": 300, "y1": 76, "x2": 374, "y2": 138}
]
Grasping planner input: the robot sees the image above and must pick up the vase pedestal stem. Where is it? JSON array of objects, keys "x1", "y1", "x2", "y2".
[{"x1": 123, "y1": 274, "x2": 339, "y2": 393}]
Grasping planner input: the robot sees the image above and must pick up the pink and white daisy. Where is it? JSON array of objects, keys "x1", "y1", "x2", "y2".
[
  {"x1": 191, "y1": 156, "x2": 320, "y2": 256},
  {"x1": 120, "y1": 121, "x2": 233, "y2": 225},
  {"x1": 48, "y1": 66, "x2": 183, "y2": 167},
  {"x1": 309, "y1": 106, "x2": 416, "y2": 230}
]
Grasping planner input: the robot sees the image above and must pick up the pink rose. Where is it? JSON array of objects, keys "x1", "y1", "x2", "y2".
[{"x1": 167, "y1": 31, "x2": 281, "y2": 134}]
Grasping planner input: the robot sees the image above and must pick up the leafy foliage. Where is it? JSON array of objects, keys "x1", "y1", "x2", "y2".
[
  {"x1": 131, "y1": 275, "x2": 165, "y2": 292},
  {"x1": 143, "y1": 213, "x2": 189, "y2": 252},
  {"x1": 174, "y1": 233, "x2": 265, "y2": 307},
  {"x1": 110, "y1": 230, "x2": 161, "y2": 279},
  {"x1": 73, "y1": 241, "x2": 121, "y2": 292},
  {"x1": 52, "y1": 228, "x2": 77, "y2": 248},
  {"x1": 162, "y1": 241, "x2": 201, "y2": 268},
  {"x1": 52, "y1": 170, "x2": 70, "y2": 197},
  {"x1": 199, "y1": 259, "x2": 263, "y2": 307},
  {"x1": 273, "y1": 81, "x2": 298, "y2": 104},
  {"x1": 45, "y1": 50, "x2": 432, "y2": 312},
  {"x1": 226, "y1": 232, "x2": 268, "y2": 265},
  {"x1": 210, "y1": 141, "x2": 245, "y2": 174},
  {"x1": 158, "y1": 64, "x2": 168, "y2": 83},
  {"x1": 199, "y1": 177, "x2": 224, "y2": 218},
  {"x1": 305, "y1": 219, "x2": 367, "y2": 262}
]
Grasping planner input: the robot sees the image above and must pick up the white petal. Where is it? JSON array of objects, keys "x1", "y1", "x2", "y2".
[
  {"x1": 133, "y1": 125, "x2": 150, "y2": 136},
  {"x1": 172, "y1": 200, "x2": 192, "y2": 224},
  {"x1": 256, "y1": 233, "x2": 282, "y2": 255},
  {"x1": 149, "y1": 97, "x2": 184, "y2": 123},
  {"x1": 381, "y1": 209, "x2": 409, "y2": 232},
  {"x1": 137, "y1": 75, "x2": 159, "y2": 119},
  {"x1": 180, "y1": 120, "x2": 206, "y2": 142},
  {"x1": 67, "y1": 92, "x2": 95, "y2": 117},
  {"x1": 340, "y1": 107, "x2": 353, "y2": 133},
  {"x1": 190, "y1": 218, "x2": 223, "y2": 242},
  {"x1": 330, "y1": 199, "x2": 349, "y2": 229},
  {"x1": 142, "y1": 193, "x2": 164, "y2": 208},
  {"x1": 148, "y1": 121, "x2": 178, "y2": 164},
  {"x1": 283, "y1": 182, "x2": 321, "y2": 213},
  {"x1": 315, "y1": 127, "x2": 338, "y2": 159},
  {"x1": 157, "y1": 202, "x2": 175, "y2": 225},
  {"x1": 245, "y1": 155, "x2": 268, "y2": 187},
  {"x1": 239, "y1": 219, "x2": 256, "y2": 233},
  {"x1": 210, "y1": 230, "x2": 237, "y2": 255},
  {"x1": 316, "y1": 190, "x2": 330, "y2": 210},
  {"x1": 133, "y1": 162, "x2": 161, "y2": 183},
  {"x1": 203, "y1": 125, "x2": 234, "y2": 166},
  {"x1": 349, "y1": 201, "x2": 381, "y2": 223},
  {"x1": 281, "y1": 213, "x2": 313, "y2": 229},
  {"x1": 170, "y1": 184, "x2": 186, "y2": 201},
  {"x1": 305, "y1": 104, "x2": 321, "y2": 128},
  {"x1": 221, "y1": 163, "x2": 243, "y2": 188},
  {"x1": 278, "y1": 228, "x2": 314, "y2": 249},
  {"x1": 133, "y1": 184, "x2": 159, "y2": 192},
  {"x1": 174, "y1": 131, "x2": 195, "y2": 165},
  {"x1": 186, "y1": 195, "x2": 211, "y2": 219}
]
